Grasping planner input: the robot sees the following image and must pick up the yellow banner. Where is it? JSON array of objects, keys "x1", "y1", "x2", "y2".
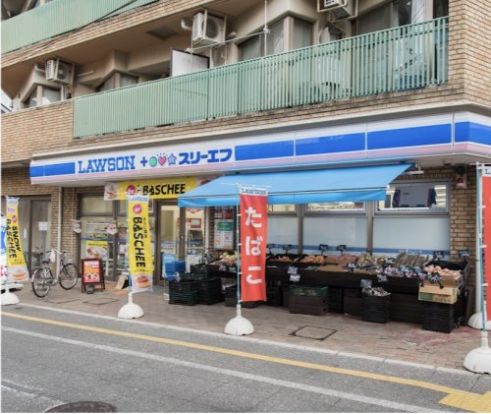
[
  {"x1": 104, "y1": 177, "x2": 198, "y2": 200},
  {"x1": 6, "y1": 197, "x2": 29, "y2": 282},
  {"x1": 127, "y1": 195, "x2": 153, "y2": 292}
]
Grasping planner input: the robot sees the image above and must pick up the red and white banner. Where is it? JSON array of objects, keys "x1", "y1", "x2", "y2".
[
  {"x1": 483, "y1": 174, "x2": 491, "y2": 317},
  {"x1": 240, "y1": 191, "x2": 268, "y2": 302}
]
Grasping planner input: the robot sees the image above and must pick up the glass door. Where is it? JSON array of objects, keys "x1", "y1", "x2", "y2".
[
  {"x1": 157, "y1": 202, "x2": 185, "y2": 281},
  {"x1": 29, "y1": 200, "x2": 51, "y2": 270}
]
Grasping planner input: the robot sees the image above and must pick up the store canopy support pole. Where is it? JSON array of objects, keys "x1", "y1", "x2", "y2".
[
  {"x1": 464, "y1": 163, "x2": 491, "y2": 374},
  {"x1": 224, "y1": 203, "x2": 254, "y2": 336},
  {"x1": 118, "y1": 289, "x2": 144, "y2": 319},
  {"x1": 1, "y1": 284, "x2": 20, "y2": 306}
]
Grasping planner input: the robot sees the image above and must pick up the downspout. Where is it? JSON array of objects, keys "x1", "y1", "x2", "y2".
[
  {"x1": 56, "y1": 187, "x2": 62, "y2": 274},
  {"x1": 263, "y1": 0, "x2": 269, "y2": 56}
]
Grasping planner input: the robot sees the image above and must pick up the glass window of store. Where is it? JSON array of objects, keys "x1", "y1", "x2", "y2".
[
  {"x1": 373, "y1": 181, "x2": 450, "y2": 254},
  {"x1": 1, "y1": 196, "x2": 51, "y2": 273},
  {"x1": 303, "y1": 202, "x2": 368, "y2": 254},
  {"x1": 267, "y1": 204, "x2": 300, "y2": 254}
]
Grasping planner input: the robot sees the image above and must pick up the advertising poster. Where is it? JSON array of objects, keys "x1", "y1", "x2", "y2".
[
  {"x1": 240, "y1": 190, "x2": 268, "y2": 302},
  {"x1": 483, "y1": 174, "x2": 491, "y2": 317},
  {"x1": 127, "y1": 195, "x2": 153, "y2": 293},
  {"x1": 1, "y1": 216, "x2": 7, "y2": 283},
  {"x1": 105, "y1": 177, "x2": 198, "y2": 200},
  {"x1": 85, "y1": 240, "x2": 108, "y2": 260},
  {"x1": 214, "y1": 208, "x2": 234, "y2": 250},
  {"x1": 5, "y1": 197, "x2": 29, "y2": 282},
  {"x1": 82, "y1": 259, "x2": 102, "y2": 284}
]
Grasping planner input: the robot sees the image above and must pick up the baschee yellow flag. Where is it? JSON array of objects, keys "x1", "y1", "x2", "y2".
[
  {"x1": 6, "y1": 197, "x2": 29, "y2": 282},
  {"x1": 127, "y1": 195, "x2": 153, "y2": 292}
]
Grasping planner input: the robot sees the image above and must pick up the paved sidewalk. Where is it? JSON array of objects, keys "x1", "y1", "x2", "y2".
[{"x1": 6, "y1": 282, "x2": 484, "y2": 371}]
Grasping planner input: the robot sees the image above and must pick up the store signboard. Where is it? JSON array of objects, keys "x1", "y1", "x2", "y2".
[
  {"x1": 104, "y1": 177, "x2": 199, "y2": 200},
  {"x1": 240, "y1": 189, "x2": 268, "y2": 302},
  {"x1": 31, "y1": 113, "x2": 491, "y2": 185},
  {"x1": 5, "y1": 197, "x2": 29, "y2": 283},
  {"x1": 127, "y1": 195, "x2": 153, "y2": 293},
  {"x1": 483, "y1": 171, "x2": 491, "y2": 317}
]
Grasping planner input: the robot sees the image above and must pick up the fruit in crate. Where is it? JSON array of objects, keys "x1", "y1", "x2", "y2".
[
  {"x1": 424, "y1": 265, "x2": 462, "y2": 280},
  {"x1": 219, "y1": 252, "x2": 236, "y2": 266},
  {"x1": 299, "y1": 255, "x2": 325, "y2": 265},
  {"x1": 274, "y1": 255, "x2": 293, "y2": 262}
]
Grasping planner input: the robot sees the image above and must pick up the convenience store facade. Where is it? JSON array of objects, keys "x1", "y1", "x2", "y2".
[{"x1": 25, "y1": 110, "x2": 491, "y2": 291}]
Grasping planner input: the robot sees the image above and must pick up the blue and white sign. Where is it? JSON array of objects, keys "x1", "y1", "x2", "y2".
[{"x1": 30, "y1": 111, "x2": 491, "y2": 185}]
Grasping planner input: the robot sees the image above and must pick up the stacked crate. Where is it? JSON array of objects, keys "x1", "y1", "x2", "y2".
[
  {"x1": 421, "y1": 302, "x2": 455, "y2": 333},
  {"x1": 327, "y1": 287, "x2": 344, "y2": 313},
  {"x1": 289, "y1": 285, "x2": 328, "y2": 316},
  {"x1": 196, "y1": 277, "x2": 224, "y2": 305},
  {"x1": 361, "y1": 293, "x2": 391, "y2": 323},
  {"x1": 169, "y1": 279, "x2": 199, "y2": 305}
]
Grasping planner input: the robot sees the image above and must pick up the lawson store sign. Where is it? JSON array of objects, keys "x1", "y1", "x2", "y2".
[{"x1": 30, "y1": 112, "x2": 491, "y2": 184}]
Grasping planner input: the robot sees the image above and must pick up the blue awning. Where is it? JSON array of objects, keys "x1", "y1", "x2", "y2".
[{"x1": 178, "y1": 164, "x2": 411, "y2": 207}]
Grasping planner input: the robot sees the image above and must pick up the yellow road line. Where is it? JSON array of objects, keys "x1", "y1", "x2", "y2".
[{"x1": 2, "y1": 311, "x2": 490, "y2": 412}]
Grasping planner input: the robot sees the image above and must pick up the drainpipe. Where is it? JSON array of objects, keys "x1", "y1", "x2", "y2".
[
  {"x1": 263, "y1": 0, "x2": 269, "y2": 56},
  {"x1": 56, "y1": 187, "x2": 62, "y2": 275}
]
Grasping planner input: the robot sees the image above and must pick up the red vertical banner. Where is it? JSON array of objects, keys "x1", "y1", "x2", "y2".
[
  {"x1": 483, "y1": 175, "x2": 491, "y2": 318},
  {"x1": 240, "y1": 192, "x2": 268, "y2": 302}
]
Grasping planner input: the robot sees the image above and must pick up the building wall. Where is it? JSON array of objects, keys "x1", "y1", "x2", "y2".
[
  {"x1": 1, "y1": 101, "x2": 73, "y2": 164},
  {"x1": 450, "y1": 0, "x2": 491, "y2": 107},
  {"x1": 1, "y1": 0, "x2": 217, "y2": 68},
  {"x1": 2, "y1": 168, "x2": 61, "y2": 258}
]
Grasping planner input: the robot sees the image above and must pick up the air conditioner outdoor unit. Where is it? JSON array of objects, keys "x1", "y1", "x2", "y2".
[
  {"x1": 45, "y1": 59, "x2": 74, "y2": 84},
  {"x1": 317, "y1": 0, "x2": 354, "y2": 19},
  {"x1": 192, "y1": 11, "x2": 226, "y2": 46}
]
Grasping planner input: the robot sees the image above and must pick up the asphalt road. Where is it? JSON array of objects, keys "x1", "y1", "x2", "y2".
[{"x1": 1, "y1": 304, "x2": 490, "y2": 413}]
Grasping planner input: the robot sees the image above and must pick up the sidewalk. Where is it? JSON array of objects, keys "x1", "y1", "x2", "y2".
[{"x1": 6, "y1": 282, "x2": 483, "y2": 371}]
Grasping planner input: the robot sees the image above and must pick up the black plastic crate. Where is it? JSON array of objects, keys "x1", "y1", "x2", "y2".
[
  {"x1": 327, "y1": 287, "x2": 344, "y2": 313},
  {"x1": 421, "y1": 318, "x2": 454, "y2": 333},
  {"x1": 389, "y1": 293, "x2": 423, "y2": 324},
  {"x1": 344, "y1": 288, "x2": 362, "y2": 298},
  {"x1": 344, "y1": 296, "x2": 362, "y2": 316},
  {"x1": 421, "y1": 301, "x2": 455, "y2": 333},
  {"x1": 289, "y1": 303, "x2": 326, "y2": 316},
  {"x1": 362, "y1": 294, "x2": 390, "y2": 323},
  {"x1": 266, "y1": 286, "x2": 283, "y2": 306}
]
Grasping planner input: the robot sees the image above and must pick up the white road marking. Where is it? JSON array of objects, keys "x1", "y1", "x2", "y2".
[
  {"x1": 14, "y1": 302, "x2": 474, "y2": 376},
  {"x1": 1, "y1": 383, "x2": 65, "y2": 406},
  {"x1": 3, "y1": 326, "x2": 446, "y2": 413}
]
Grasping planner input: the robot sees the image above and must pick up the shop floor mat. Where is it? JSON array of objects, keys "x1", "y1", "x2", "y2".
[
  {"x1": 82, "y1": 297, "x2": 120, "y2": 305},
  {"x1": 290, "y1": 325, "x2": 337, "y2": 340},
  {"x1": 45, "y1": 297, "x2": 80, "y2": 304}
]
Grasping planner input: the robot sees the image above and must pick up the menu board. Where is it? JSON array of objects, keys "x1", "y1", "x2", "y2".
[{"x1": 214, "y1": 208, "x2": 234, "y2": 250}]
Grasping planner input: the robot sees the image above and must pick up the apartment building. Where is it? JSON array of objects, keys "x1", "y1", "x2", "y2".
[{"x1": 1, "y1": 0, "x2": 490, "y2": 308}]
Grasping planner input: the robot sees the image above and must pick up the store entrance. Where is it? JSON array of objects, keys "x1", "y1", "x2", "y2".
[{"x1": 156, "y1": 201, "x2": 206, "y2": 284}]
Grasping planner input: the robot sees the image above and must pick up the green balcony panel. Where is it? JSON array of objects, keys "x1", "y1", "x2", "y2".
[
  {"x1": 74, "y1": 17, "x2": 448, "y2": 138},
  {"x1": 2, "y1": 0, "x2": 158, "y2": 53}
]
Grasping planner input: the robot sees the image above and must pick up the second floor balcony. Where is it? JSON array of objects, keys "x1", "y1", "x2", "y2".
[{"x1": 73, "y1": 17, "x2": 448, "y2": 139}]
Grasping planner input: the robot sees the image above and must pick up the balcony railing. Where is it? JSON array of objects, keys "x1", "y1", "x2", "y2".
[
  {"x1": 2, "y1": 0, "x2": 157, "y2": 53},
  {"x1": 74, "y1": 17, "x2": 448, "y2": 138}
]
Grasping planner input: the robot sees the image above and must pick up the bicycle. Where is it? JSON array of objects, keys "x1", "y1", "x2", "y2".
[{"x1": 31, "y1": 249, "x2": 79, "y2": 298}]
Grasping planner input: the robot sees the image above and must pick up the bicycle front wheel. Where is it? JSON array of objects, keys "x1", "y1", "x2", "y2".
[
  {"x1": 31, "y1": 268, "x2": 52, "y2": 298},
  {"x1": 59, "y1": 264, "x2": 79, "y2": 290}
]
